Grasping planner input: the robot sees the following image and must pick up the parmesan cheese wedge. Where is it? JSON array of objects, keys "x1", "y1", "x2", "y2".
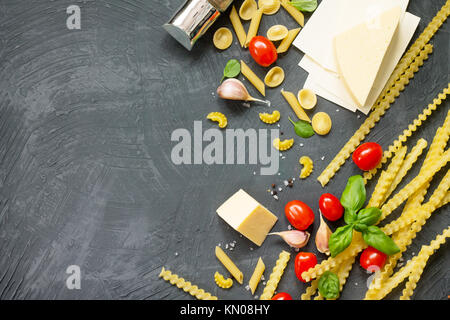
[{"x1": 334, "y1": 6, "x2": 402, "y2": 107}]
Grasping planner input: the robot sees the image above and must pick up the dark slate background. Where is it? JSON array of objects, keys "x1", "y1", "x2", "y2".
[{"x1": 0, "y1": 0, "x2": 448, "y2": 300}]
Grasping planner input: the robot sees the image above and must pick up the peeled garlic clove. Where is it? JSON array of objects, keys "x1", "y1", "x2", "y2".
[
  {"x1": 268, "y1": 230, "x2": 310, "y2": 248},
  {"x1": 315, "y1": 214, "x2": 332, "y2": 255}
]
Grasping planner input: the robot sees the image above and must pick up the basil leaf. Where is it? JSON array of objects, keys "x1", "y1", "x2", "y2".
[
  {"x1": 288, "y1": 117, "x2": 315, "y2": 138},
  {"x1": 340, "y1": 175, "x2": 366, "y2": 212},
  {"x1": 362, "y1": 226, "x2": 400, "y2": 255},
  {"x1": 222, "y1": 59, "x2": 241, "y2": 82},
  {"x1": 344, "y1": 209, "x2": 357, "y2": 225},
  {"x1": 289, "y1": 0, "x2": 318, "y2": 12},
  {"x1": 356, "y1": 207, "x2": 382, "y2": 226},
  {"x1": 318, "y1": 271, "x2": 340, "y2": 300},
  {"x1": 329, "y1": 224, "x2": 353, "y2": 257},
  {"x1": 353, "y1": 223, "x2": 368, "y2": 233}
]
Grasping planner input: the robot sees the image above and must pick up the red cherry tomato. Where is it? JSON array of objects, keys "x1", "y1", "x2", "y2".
[
  {"x1": 285, "y1": 200, "x2": 315, "y2": 231},
  {"x1": 360, "y1": 246, "x2": 387, "y2": 271},
  {"x1": 271, "y1": 292, "x2": 293, "y2": 300},
  {"x1": 319, "y1": 193, "x2": 344, "y2": 221},
  {"x1": 248, "y1": 36, "x2": 278, "y2": 67},
  {"x1": 294, "y1": 252, "x2": 317, "y2": 282},
  {"x1": 352, "y1": 142, "x2": 383, "y2": 171}
]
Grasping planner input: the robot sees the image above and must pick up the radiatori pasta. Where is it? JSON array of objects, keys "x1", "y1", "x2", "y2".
[
  {"x1": 260, "y1": 251, "x2": 290, "y2": 300},
  {"x1": 214, "y1": 271, "x2": 233, "y2": 289},
  {"x1": 273, "y1": 138, "x2": 294, "y2": 151},
  {"x1": 259, "y1": 110, "x2": 280, "y2": 124},
  {"x1": 299, "y1": 156, "x2": 313, "y2": 179},
  {"x1": 159, "y1": 267, "x2": 218, "y2": 300},
  {"x1": 207, "y1": 112, "x2": 228, "y2": 128}
]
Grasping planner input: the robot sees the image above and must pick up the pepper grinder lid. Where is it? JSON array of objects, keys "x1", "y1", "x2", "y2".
[{"x1": 163, "y1": 0, "x2": 231, "y2": 50}]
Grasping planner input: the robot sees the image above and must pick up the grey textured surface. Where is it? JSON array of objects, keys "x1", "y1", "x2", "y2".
[{"x1": 0, "y1": 0, "x2": 448, "y2": 300}]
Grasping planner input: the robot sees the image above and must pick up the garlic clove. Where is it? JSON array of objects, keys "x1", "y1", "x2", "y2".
[
  {"x1": 268, "y1": 230, "x2": 310, "y2": 248},
  {"x1": 315, "y1": 213, "x2": 332, "y2": 255},
  {"x1": 217, "y1": 78, "x2": 271, "y2": 106}
]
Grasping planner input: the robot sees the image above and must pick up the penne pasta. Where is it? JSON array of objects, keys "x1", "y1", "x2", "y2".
[
  {"x1": 248, "y1": 257, "x2": 265, "y2": 294},
  {"x1": 215, "y1": 246, "x2": 244, "y2": 284},
  {"x1": 280, "y1": 0, "x2": 304, "y2": 26},
  {"x1": 277, "y1": 28, "x2": 301, "y2": 54},
  {"x1": 241, "y1": 60, "x2": 265, "y2": 96},
  {"x1": 229, "y1": 5, "x2": 247, "y2": 47},
  {"x1": 245, "y1": 7, "x2": 264, "y2": 47},
  {"x1": 281, "y1": 89, "x2": 310, "y2": 122}
]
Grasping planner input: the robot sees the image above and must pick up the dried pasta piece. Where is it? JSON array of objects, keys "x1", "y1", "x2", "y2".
[
  {"x1": 207, "y1": 112, "x2": 227, "y2": 128},
  {"x1": 259, "y1": 110, "x2": 281, "y2": 124},
  {"x1": 239, "y1": 0, "x2": 257, "y2": 21},
  {"x1": 245, "y1": 7, "x2": 264, "y2": 47},
  {"x1": 229, "y1": 5, "x2": 247, "y2": 47},
  {"x1": 317, "y1": 43, "x2": 434, "y2": 187},
  {"x1": 267, "y1": 25, "x2": 288, "y2": 41},
  {"x1": 366, "y1": 146, "x2": 407, "y2": 208},
  {"x1": 159, "y1": 267, "x2": 218, "y2": 300},
  {"x1": 264, "y1": 66, "x2": 285, "y2": 88},
  {"x1": 311, "y1": 112, "x2": 332, "y2": 135},
  {"x1": 213, "y1": 27, "x2": 233, "y2": 50},
  {"x1": 277, "y1": 28, "x2": 301, "y2": 54},
  {"x1": 214, "y1": 271, "x2": 233, "y2": 289},
  {"x1": 439, "y1": 191, "x2": 450, "y2": 208},
  {"x1": 273, "y1": 138, "x2": 294, "y2": 151},
  {"x1": 383, "y1": 138, "x2": 428, "y2": 202},
  {"x1": 215, "y1": 246, "x2": 244, "y2": 284},
  {"x1": 281, "y1": 89, "x2": 310, "y2": 122},
  {"x1": 363, "y1": 84, "x2": 450, "y2": 182},
  {"x1": 258, "y1": 0, "x2": 281, "y2": 15},
  {"x1": 241, "y1": 60, "x2": 265, "y2": 96},
  {"x1": 260, "y1": 250, "x2": 290, "y2": 300},
  {"x1": 248, "y1": 257, "x2": 265, "y2": 294},
  {"x1": 297, "y1": 88, "x2": 317, "y2": 110},
  {"x1": 299, "y1": 156, "x2": 313, "y2": 179},
  {"x1": 280, "y1": 0, "x2": 304, "y2": 26}
]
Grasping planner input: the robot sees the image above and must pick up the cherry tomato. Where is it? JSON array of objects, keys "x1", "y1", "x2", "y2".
[
  {"x1": 319, "y1": 193, "x2": 344, "y2": 221},
  {"x1": 352, "y1": 142, "x2": 383, "y2": 171},
  {"x1": 285, "y1": 200, "x2": 315, "y2": 231},
  {"x1": 294, "y1": 252, "x2": 317, "y2": 282},
  {"x1": 360, "y1": 246, "x2": 387, "y2": 271},
  {"x1": 248, "y1": 36, "x2": 278, "y2": 67},
  {"x1": 271, "y1": 292, "x2": 293, "y2": 300}
]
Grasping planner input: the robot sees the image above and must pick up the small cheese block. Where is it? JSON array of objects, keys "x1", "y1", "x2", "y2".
[
  {"x1": 334, "y1": 6, "x2": 402, "y2": 107},
  {"x1": 217, "y1": 189, "x2": 277, "y2": 246}
]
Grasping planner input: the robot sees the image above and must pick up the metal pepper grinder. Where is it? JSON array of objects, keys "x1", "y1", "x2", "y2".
[{"x1": 163, "y1": 0, "x2": 234, "y2": 50}]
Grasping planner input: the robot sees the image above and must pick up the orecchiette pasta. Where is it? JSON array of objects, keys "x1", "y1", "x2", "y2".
[
  {"x1": 259, "y1": 110, "x2": 280, "y2": 124},
  {"x1": 299, "y1": 156, "x2": 313, "y2": 179},
  {"x1": 239, "y1": 0, "x2": 257, "y2": 20},
  {"x1": 264, "y1": 66, "x2": 285, "y2": 88},
  {"x1": 273, "y1": 138, "x2": 294, "y2": 151},
  {"x1": 213, "y1": 27, "x2": 233, "y2": 50},
  {"x1": 207, "y1": 112, "x2": 228, "y2": 128},
  {"x1": 266, "y1": 25, "x2": 288, "y2": 41},
  {"x1": 258, "y1": 0, "x2": 281, "y2": 15}
]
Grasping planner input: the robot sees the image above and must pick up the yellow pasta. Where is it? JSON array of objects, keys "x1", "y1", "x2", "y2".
[
  {"x1": 213, "y1": 27, "x2": 233, "y2": 50},
  {"x1": 258, "y1": 0, "x2": 280, "y2": 15},
  {"x1": 267, "y1": 25, "x2": 288, "y2": 41},
  {"x1": 364, "y1": 84, "x2": 450, "y2": 182},
  {"x1": 239, "y1": 0, "x2": 257, "y2": 21},
  {"x1": 248, "y1": 257, "x2": 265, "y2": 294},
  {"x1": 229, "y1": 5, "x2": 246, "y2": 47},
  {"x1": 311, "y1": 112, "x2": 332, "y2": 135},
  {"x1": 159, "y1": 267, "x2": 218, "y2": 300},
  {"x1": 301, "y1": 278, "x2": 319, "y2": 300},
  {"x1": 299, "y1": 156, "x2": 313, "y2": 179},
  {"x1": 264, "y1": 66, "x2": 285, "y2": 88},
  {"x1": 215, "y1": 246, "x2": 244, "y2": 284},
  {"x1": 280, "y1": 0, "x2": 304, "y2": 26},
  {"x1": 273, "y1": 138, "x2": 294, "y2": 151},
  {"x1": 214, "y1": 271, "x2": 233, "y2": 289},
  {"x1": 245, "y1": 7, "x2": 263, "y2": 47},
  {"x1": 366, "y1": 146, "x2": 407, "y2": 208},
  {"x1": 281, "y1": 89, "x2": 311, "y2": 122},
  {"x1": 277, "y1": 28, "x2": 301, "y2": 54},
  {"x1": 259, "y1": 110, "x2": 280, "y2": 124},
  {"x1": 383, "y1": 138, "x2": 428, "y2": 202},
  {"x1": 207, "y1": 112, "x2": 227, "y2": 128},
  {"x1": 260, "y1": 250, "x2": 290, "y2": 300},
  {"x1": 241, "y1": 60, "x2": 265, "y2": 96}
]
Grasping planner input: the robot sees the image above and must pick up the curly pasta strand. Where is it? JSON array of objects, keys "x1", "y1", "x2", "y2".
[
  {"x1": 317, "y1": 43, "x2": 433, "y2": 187},
  {"x1": 364, "y1": 85, "x2": 450, "y2": 182},
  {"x1": 301, "y1": 278, "x2": 319, "y2": 300},
  {"x1": 260, "y1": 251, "x2": 290, "y2": 300},
  {"x1": 367, "y1": 146, "x2": 407, "y2": 208},
  {"x1": 159, "y1": 267, "x2": 218, "y2": 300}
]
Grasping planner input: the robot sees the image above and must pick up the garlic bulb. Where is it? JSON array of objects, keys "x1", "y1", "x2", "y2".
[
  {"x1": 268, "y1": 230, "x2": 310, "y2": 248},
  {"x1": 315, "y1": 213, "x2": 332, "y2": 255},
  {"x1": 217, "y1": 79, "x2": 270, "y2": 106}
]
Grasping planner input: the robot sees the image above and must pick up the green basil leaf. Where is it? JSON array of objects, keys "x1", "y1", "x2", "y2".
[
  {"x1": 318, "y1": 271, "x2": 340, "y2": 299},
  {"x1": 340, "y1": 175, "x2": 366, "y2": 212},
  {"x1": 353, "y1": 223, "x2": 368, "y2": 233},
  {"x1": 362, "y1": 226, "x2": 400, "y2": 255},
  {"x1": 356, "y1": 207, "x2": 382, "y2": 226},
  {"x1": 222, "y1": 59, "x2": 241, "y2": 82},
  {"x1": 344, "y1": 209, "x2": 357, "y2": 225},
  {"x1": 289, "y1": 0, "x2": 318, "y2": 12},
  {"x1": 288, "y1": 117, "x2": 315, "y2": 138},
  {"x1": 329, "y1": 224, "x2": 353, "y2": 257}
]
